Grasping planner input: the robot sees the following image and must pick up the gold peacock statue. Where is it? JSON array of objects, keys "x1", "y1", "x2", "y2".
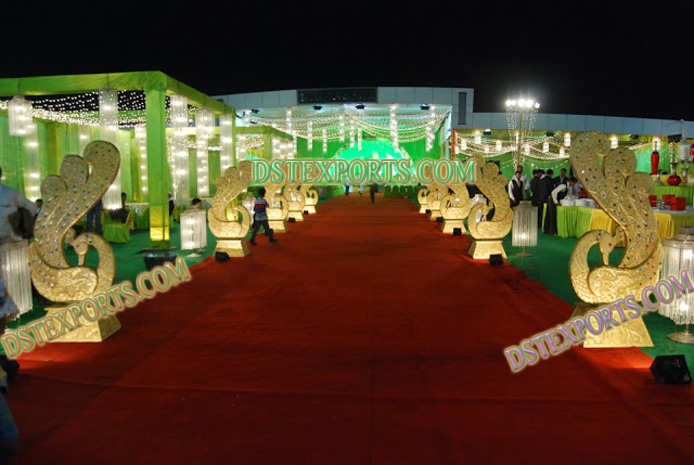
[
  {"x1": 426, "y1": 181, "x2": 445, "y2": 221},
  {"x1": 439, "y1": 181, "x2": 473, "y2": 234},
  {"x1": 209, "y1": 161, "x2": 253, "y2": 257},
  {"x1": 265, "y1": 164, "x2": 289, "y2": 233},
  {"x1": 569, "y1": 132, "x2": 661, "y2": 347},
  {"x1": 467, "y1": 156, "x2": 513, "y2": 259},
  {"x1": 417, "y1": 185, "x2": 429, "y2": 214},
  {"x1": 29, "y1": 141, "x2": 121, "y2": 341},
  {"x1": 300, "y1": 184, "x2": 319, "y2": 215},
  {"x1": 284, "y1": 182, "x2": 306, "y2": 222}
]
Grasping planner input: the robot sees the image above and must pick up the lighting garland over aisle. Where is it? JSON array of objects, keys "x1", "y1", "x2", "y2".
[{"x1": 244, "y1": 104, "x2": 450, "y2": 145}]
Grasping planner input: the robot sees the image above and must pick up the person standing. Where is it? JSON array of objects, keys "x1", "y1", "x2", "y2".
[
  {"x1": 517, "y1": 165, "x2": 530, "y2": 200},
  {"x1": 358, "y1": 181, "x2": 365, "y2": 197},
  {"x1": 544, "y1": 178, "x2": 572, "y2": 235},
  {"x1": 344, "y1": 178, "x2": 351, "y2": 196},
  {"x1": 554, "y1": 168, "x2": 569, "y2": 188},
  {"x1": 369, "y1": 182, "x2": 378, "y2": 203},
  {"x1": 0, "y1": 168, "x2": 40, "y2": 244},
  {"x1": 249, "y1": 188, "x2": 277, "y2": 246},
  {"x1": 507, "y1": 171, "x2": 525, "y2": 207},
  {"x1": 0, "y1": 283, "x2": 19, "y2": 462},
  {"x1": 86, "y1": 199, "x2": 103, "y2": 234},
  {"x1": 537, "y1": 169, "x2": 554, "y2": 229}
]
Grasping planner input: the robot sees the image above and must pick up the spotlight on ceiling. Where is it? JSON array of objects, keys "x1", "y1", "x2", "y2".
[
  {"x1": 420, "y1": 104, "x2": 430, "y2": 110},
  {"x1": 545, "y1": 131, "x2": 555, "y2": 137},
  {"x1": 630, "y1": 134, "x2": 641, "y2": 140},
  {"x1": 251, "y1": 108, "x2": 260, "y2": 114},
  {"x1": 483, "y1": 129, "x2": 492, "y2": 136},
  {"x1": 313, "y1": 105, "x2": 322, "y2": 111},
  {"x1": 668, "y1": 134, "x2": 683, "y2": 143},
  {"x1": 355, "y1": 104, "x2": 365, "y2": 110}
]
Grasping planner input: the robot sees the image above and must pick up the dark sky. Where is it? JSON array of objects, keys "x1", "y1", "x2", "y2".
[{"x1": 3, "y1": 1, "x2": 693, "y2": 120}]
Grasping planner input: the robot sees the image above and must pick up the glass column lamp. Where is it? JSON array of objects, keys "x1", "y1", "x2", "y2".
[{"x1": 659, "y1": 227, "x2": 694, "y2": 343}]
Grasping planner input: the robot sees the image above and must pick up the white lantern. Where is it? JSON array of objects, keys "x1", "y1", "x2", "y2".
[
  {"x1": 0, "y1": 240, "x2": 32, "y2": 315},
  {"x1": 659, "y1": 227, "x2": 694, "y2": 343},
  {"x1": 474, "y1": 132, "x2": 482, "y2": 144},
  {"x1": 460, "y1": 138, "x2": 467, "y2": 151},
  {"x1": 180, "y1": 209, "x2": 207, "y2": 257},
  {"x1": 7, "y1": 96, "x2": 32, "y2": 136},
  {"x1": 610, "y1": 136, "x2": 618, "y2": 149},
  {"x1": 564, "y1": 133, "x2": 571, "y2": 147},
  {"x1": 495, "y1": 140, "x2": 502, "y2": 151},
  {"x1": 542, "y1": 141, "x2": 549, "y2": 153},
  {"x1": 512, "y1": 202, "x2": 538, "y2": 257}
]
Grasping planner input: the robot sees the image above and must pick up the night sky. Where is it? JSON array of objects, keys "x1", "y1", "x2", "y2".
[{"x1": 4, "y1": 1, "x2": 693, "y2": 120}]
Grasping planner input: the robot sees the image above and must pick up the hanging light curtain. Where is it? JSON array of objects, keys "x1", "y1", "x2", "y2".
[
  {"x1": 99, "y1": 88, "x2": 121, "y2": 210},
  {"x1": 78, "y1": 125, "x2": 91, "y2": 154},
  {"x1": 135, "y1": 125, "x2": 148, "y2": 200},
  {"x1": 170, "y1": 94, "x2": 189, "y2": 206},
  {"x1": 349, "y1": 122, "x2": 355, "y2": 148},
  {"x1": 23, "y1": 122, "x2": 40, "y2": 201},
  {"x1": 236, "y1": 134, "x2": 246, "y2": 162},
  {"x1": 390, "y1": 105, "x2": 398, "y2": 148},
  {"x1": 323, "y1": 129, "x2": 328, "y2": 154},
  {"x1": 339, "y1": 115, "x2": 345, "y2": 142},
  {"x1": 195, "y1": 108, "x2": 213, "y2": 197},
  {"x1": 307, "y1": 121, "x2": 313, "y2": 151},
  {"x1": 220, "y1": 114, "x2": 233, "y2": 171},
  {"x1": 7, "y1": 96, "x2": 32, "y2": 136},
  {"x1": 358, "y1": 128, "x2": 362, "y2": 151}
]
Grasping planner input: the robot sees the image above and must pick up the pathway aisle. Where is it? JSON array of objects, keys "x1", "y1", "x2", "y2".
[{"x1": 10, "y1": 195, "x2": 694, "y2": 464}]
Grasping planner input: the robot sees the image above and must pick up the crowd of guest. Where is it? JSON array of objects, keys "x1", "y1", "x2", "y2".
[{"x1": 506, "y1": 166, "x2": 585, "y2": 235}]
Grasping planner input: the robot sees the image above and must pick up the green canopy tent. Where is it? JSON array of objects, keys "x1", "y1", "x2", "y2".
[{"x1": 0, "y1": 71, "x2": 236, "y2": 246}]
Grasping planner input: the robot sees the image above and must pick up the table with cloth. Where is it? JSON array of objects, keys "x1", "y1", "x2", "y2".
[
  {"x1": 652, "y1": 185, "x2": 694, "y2": 206},
  {"x1": 544, "y1": 205, "x2": 694, "y2": 240}
]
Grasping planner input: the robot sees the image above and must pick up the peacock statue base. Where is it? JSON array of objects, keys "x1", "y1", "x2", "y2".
[
  {"x1": 215, "y1": 239, "x2": 250, "y2": 258},
  {"x1": 570, "y1": 302, "x2": 654, "y2": 348},
  {"x1": 468, "y1": 239, "x2": 506, "y2": 260},
  {"x1": 46, "y1": 306, "x2": 121, "y2": 343}
]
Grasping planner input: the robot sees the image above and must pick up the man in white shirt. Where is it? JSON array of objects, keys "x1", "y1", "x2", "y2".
[
  {"x1": 0, "y1": 167, "x2": 40, "y2": 244},
  {"x1": 517, "y1": 165, "x2": 530, "y2": 199},
  {"x1": 507, "y1": 171, "x2": 525, "y2": 207}
]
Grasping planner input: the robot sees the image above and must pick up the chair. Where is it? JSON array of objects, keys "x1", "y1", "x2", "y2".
[{"x1": 103, "y1": 210, "x2": 135, "y2": 243}]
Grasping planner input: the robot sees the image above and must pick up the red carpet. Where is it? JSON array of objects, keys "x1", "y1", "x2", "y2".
[{"x1": 8, "y1": 194, "x2": 694, "y2": 464}]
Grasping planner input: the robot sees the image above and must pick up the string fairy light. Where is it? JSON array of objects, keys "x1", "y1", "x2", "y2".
[{"x1": 135, "y1": 125, "x2": 148, "y2": 197}]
